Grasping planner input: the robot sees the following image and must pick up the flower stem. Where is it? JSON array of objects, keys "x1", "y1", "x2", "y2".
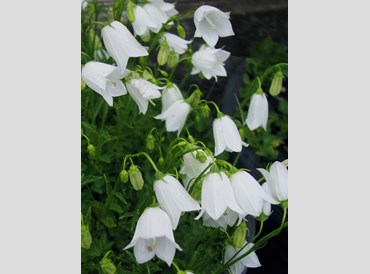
[{"x1": 123, "y1": 152, "x2": 160, "y2": 173}]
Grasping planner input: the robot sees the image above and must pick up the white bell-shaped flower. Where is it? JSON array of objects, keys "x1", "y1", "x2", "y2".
[
  {"x1": 101, "y1": 21, "x2": 148, "y2": 74},
  {"x1": 81, "y1": 61, "x2": 128, "y2": 107},
  {"x1": 230, "y1": 171, "x2": 278, "y2": 217},
  {"x1": 124, "y1": 207, "x2": 182, "y2": 266},
  {"x1": 261, "y1": 182, "x2": 272, "y2": 216},
  {"x1": 257, "y1": 161, "x2": 288, "y2": 202},
  {"x1": 245, "y1": 92, "x2": 269, "y2": 131},
  {"x1": 131, "y1": 5, "x2": 158, "y2": 36},
  {"x1": 213, "y1": 115, "x2": 248, "y2": 156},
  {"x1": 195, "y1": 172, "x2": 243, "y2": 221},
  {"x1": 160, "y1": 83, "x2": 183, "y2": 112},
  {"x1": 191, "y1": 45, "x2": 230, "y2": 80},
  {"x1": 179, "y1": 149, "x2": 213, "y2": 189},
  {"x1": 160, "y1": 32, "x2": 192, "y2": 55},
  {"x1": 126, "y1": 77, "x2": 162, "y2": 114},
  {"x1": 202, "y1": 208, "x2": 242, "y2": 230},
  {"x1": 154, "y1": 100, "x2": 191, "y2": 135},
  {"x1": 194, "y1": 5, "x2": 234, "y2": 47},
  {"x1": 225, "y1": 242, "x2": 261, "y2": 274},
  {"x1": 142, "y1": 3, "x2": 169, "y2": 33},
  {"x1": 149, "y1": 0, "x2": 179, "y2": 17},
  {"x1": 154, "y1": 175, "x2": 201, "y2": 229}
]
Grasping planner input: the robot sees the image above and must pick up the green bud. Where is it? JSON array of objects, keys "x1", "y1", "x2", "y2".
[
  {"x1": 200, "y1": 104, "x2": 210, "y2": 118},
  {"x1": 281, "y1": 200, "x2": 288, "y2": 209},
  {"x1": 167, "y1": 49, "x2": 179, "y2": 68},
  {"x1": 190, "y1": 181, "x2": 202, "y2": 201},
  {"x1": 177, "y1": 24, "x2": 186, "y2": 39},
  {"x1": 157, "y1": 41, "x2": 169, "y2": 66},
  {"x1": 177, "y1": 141, "x2": 187, "y2": 147},
  {"x1": 196, "y1": 151, "x2": 207, "y2": 163},
  {"x1": 158, "y1": 157, "x2": 165, "y2": 166},
  {"x1": 141, "y1": 31, "x2": 151, "y2": 42},
  {"x1": 100, "y1": 257, "x2": 116, "y2": 274},
  {"x1": 186, "y1": 89, "x2": 202, "y2": 107},
  {"x1": 120, "y1": 169, "x2": 129, "y2": 183},
  {"x1": 195, "y1": 114, "x2": 201, "y2": 124},
  {"x1": 81, "y1": 224, "x2": 92, "y2": 249},
  {"x1": 239, "y1": 128, "x2": 245, "y2": 140},
  {"x1": 126, "y1": 0, "x2": 136, "y2": 23},
  {"x1": 269, "y1": 71, "x2": 284, "y2": 96},
  {"x1": 146, "y1": 134, "x2": 156, "y2": 151},
  {"x1": 232, "y1": 221, "x2": 247, "y2": 248},
  {"x1": 81, "y1": 78, "x2": 86, "y2": 90},
  {"x1": 129, "y1": 165, "x2": 144, "y2": 191},
  {"x1": 87, "y1": 144, "x2": 95, "y2": 160}
]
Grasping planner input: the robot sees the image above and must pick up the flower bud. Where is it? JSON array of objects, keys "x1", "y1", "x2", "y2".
[
  {"x1": 87, "y1": 144, "x2": 96, "y2": 160},
  {"x1": 200, "y1": 104, "x2": 210, "y2": 118},
  {"x1": 269, "y1": 71, "x2": 284, "y2": 96},
  {"x1": 100, "y1": 256, "x2": 116, "y2": 274},
  {"x1": 232, "y1": 221, "x2": 247, "y2": 248},
  {"x1": 167, "y1": 49, "x2": 179, "y2": 68},
  {"x1": 157, "y1": 41, "x2": 169, "y2": 66},
  {"x1": 81, "y1": 224, "x2": 92, "y2": 249},
  {"x1": 126, "y1": 0, "x2": 136, "y2": 23},
  {"x1": 120, "y1": 169, "x2": 129, "y2": 183},
  {"x1": 146, "y1": 134, "x2": 156, "y2": 151},
  {"x1": 238, "y1": 128, "x2": 245, "y2": 140},
  {"x1": 196, "y1": 151, "x2": 207, "y2": 163},
  {"x1": 177, "y1": 24, "x2": 186, "y2": 39},
  {"x1": 190, "y1": 181, "x2": 202, "y2": 201},
  {"x1": 158, "y1": 157, "x2": 165, "y2": 166},
  {"x1": 141, "y1": 31, "x2": 151, "y2": 43},
  {"x1": 195, "y1": 114, "x2": 201, "y2": 124},
  {"x1": 129, "y1": 165, "x2": 144, "y2": 191}
]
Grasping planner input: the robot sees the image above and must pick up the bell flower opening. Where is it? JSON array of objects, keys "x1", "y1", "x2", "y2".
[
  {"x1": 124, "y1": 207, "x2": 182, "y2": 266},
  {"x1": 194, "y1": 5, "x2": 234, "y2": 47},
  {"x1": 81, "y1": 61, "x2": 127, "y2": 107}
]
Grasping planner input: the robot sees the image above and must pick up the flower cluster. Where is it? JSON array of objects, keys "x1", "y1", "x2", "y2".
[{"x1": 81, "y1": 1, "x2": 288, "y2": 274}]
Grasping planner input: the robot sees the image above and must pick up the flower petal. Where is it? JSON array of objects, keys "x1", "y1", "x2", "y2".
[
  {"x1": 133, "y1": 239, "x2": 156, "y2": 264},
  {"x1": 155, "y1": 237, "x2": 177, "y2": 266},
  {"x1": 213, "y1": 118, "x2": 226, "y2": 156},
  {"x1": 221, "y1": 116, "x2": 242, "y2": 153}
]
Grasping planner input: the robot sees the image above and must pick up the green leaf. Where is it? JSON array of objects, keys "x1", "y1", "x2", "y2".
[{"x1": 101, "y1": 216, "x2": 117, "y2": 228}]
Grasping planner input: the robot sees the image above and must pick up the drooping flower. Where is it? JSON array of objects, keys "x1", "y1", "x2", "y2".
[
  {"x1": 154, "y1": 175, "x2": 201, "y2": 229},
  {"x1": 194, "y1": 5, "x2": 234, "y2": 47},
  {"x1": 101, "y1": 21, "x2": 148, "y2": 74},
  {"x1": 160, "y1": 83, "x2": 183, "y2": 112},
  {"x1": 245, "y1": 92, "x2": 269, "y2": 131},
  {"x1": 195, "y1": 172, "x2": 243, "y2": 221},
  {"x1": 160, "y1": 32, "x2": 192, "y2": 55},
  {"x1": 257, "y1": 161, "x2": 288, "y2": 202},
  {"x1": 179, "y1": 149, "x2": 213, "y2": 189},
  {"x1": 202, "y1": 208, "x2": 242, "y2": 229},
  {"x1": 261, "y1": 183, "x2": 272, "y2": 216},
  {"x1": 142, "y1": 3, "x2": 170, "y2": 33},
  {"x1": 81, "y1": 0, "x2": 87, "y2": 10},
  {"x1": 126, "y1": 77, "x2": 162, "y2": 114},
  {"x1": 149, "y1": 0, "x2": 179, "y2": 18},
  {"x1": 230, "y1": 171, "x2": 278, "y2": 217},
  {"x1": 124, "y1": 207, "x2": 182, "y2": 266},
  {"x1": 131, "y1": 5, "x2": 158, "y2": 36},
  {"x1": 225, "y1": 242, "x2": 261, "y2": 274},
  {"x1": 191, "y1": 45, "x2": 230, "y2": 80},
  {"x1": 213, "y1": 115, "x2": 248, "y2": 156},
  {"x1": 154, "y1": 100, "x2": 191, "y2": 135},
  {"x1": 81, "y1": 61, "x2": 127, "y2": 106}
]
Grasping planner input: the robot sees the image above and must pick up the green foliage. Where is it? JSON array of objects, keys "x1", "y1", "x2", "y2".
[{"x1": 238, "y1": 38, "x2": 288, "y2": 161}]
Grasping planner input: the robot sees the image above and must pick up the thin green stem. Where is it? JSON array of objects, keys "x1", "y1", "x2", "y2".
[{"x1": 123, "y1": 152, "x2": 160, "y2": 173}]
